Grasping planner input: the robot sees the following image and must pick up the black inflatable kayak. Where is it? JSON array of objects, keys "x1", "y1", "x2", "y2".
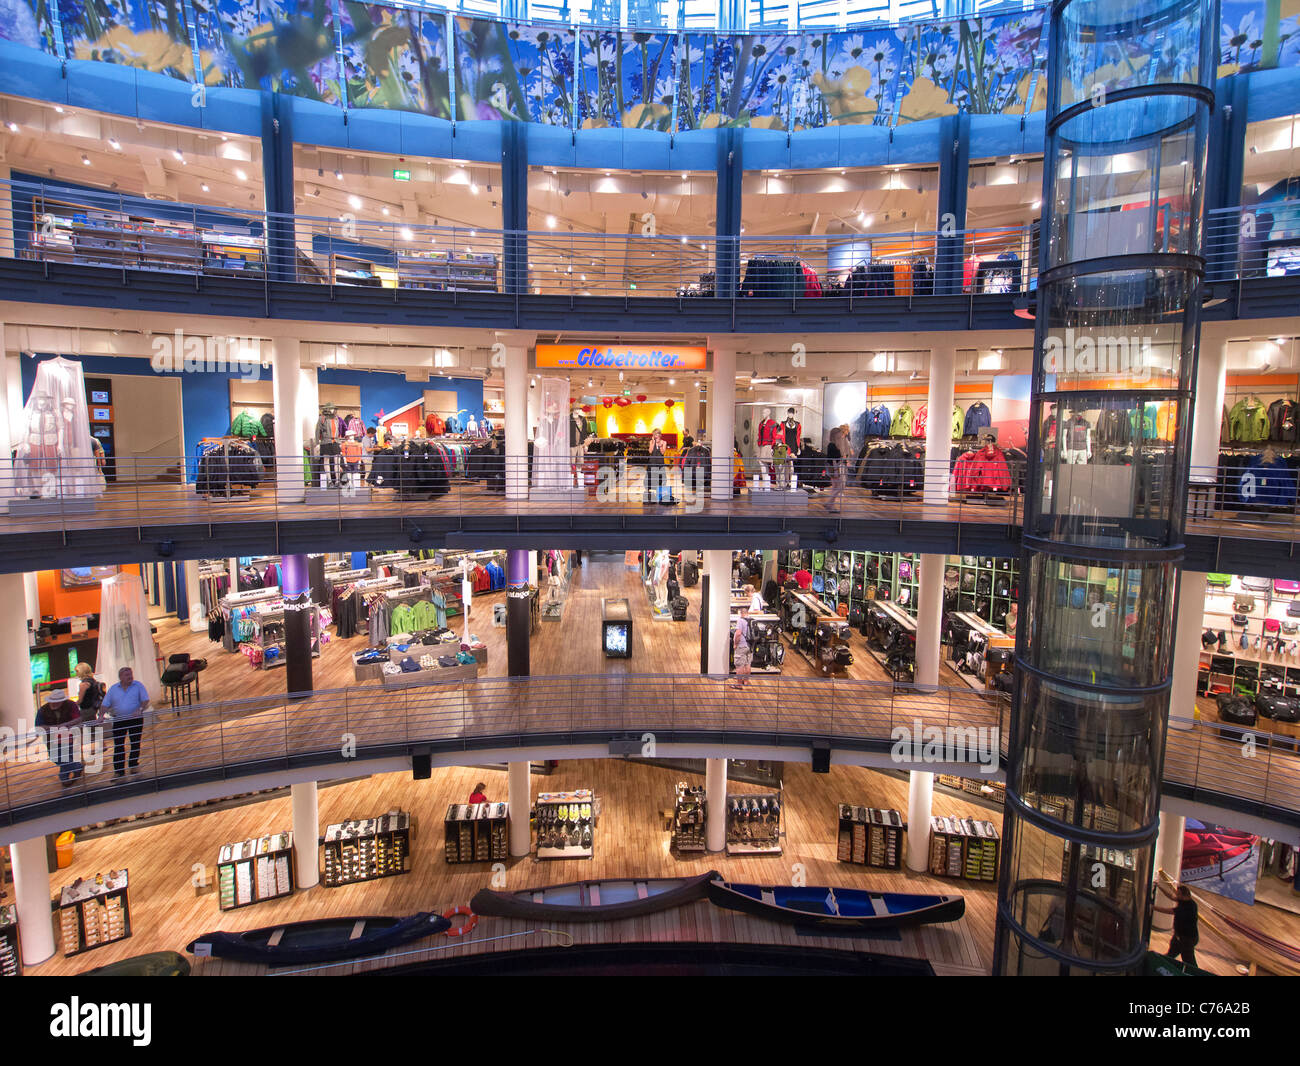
[{"x1": 187, "y1": 912, "x2": 451, "y2": 966}]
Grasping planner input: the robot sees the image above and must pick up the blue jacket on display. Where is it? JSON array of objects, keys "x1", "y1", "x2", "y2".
[
  {"x1": 859, "y1": 404, "x2": 893, "y2": 438},
  {"x1": 963, "y1": 402, "x2": 992, "y2": 437},
  {"x1": 1239, "y1": 455, "x2": 1298, "y2": 508}
]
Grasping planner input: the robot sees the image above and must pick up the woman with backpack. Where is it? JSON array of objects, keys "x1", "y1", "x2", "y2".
[{"x1": 74, "y1": 662, "x2": 104, "y2": 720}]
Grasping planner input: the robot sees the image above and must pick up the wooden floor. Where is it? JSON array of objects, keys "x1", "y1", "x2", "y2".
[{"x1": 17, "y1": 757, "x2": 1299, "y2": 977}]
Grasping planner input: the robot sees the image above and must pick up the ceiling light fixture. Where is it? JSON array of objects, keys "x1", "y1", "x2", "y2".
[
  {"x1": 235, "y1": 168, "x2": 247, "y2": 181},
  {"x1": 81, "y1": 154, "x2": 90, "y2": 165},
  {"x1": 172, "y1": 149, "x2": 183, "y2": 161},
  {"x1": 546, "y1": 215, "x2": 556, "y2": 229},
  {"x1": 348, "y1": 194, "x2": 362, "y2": 209},
  {"x1": 201, "y1": 183, "x2": 210, "y2": 192},
  {"x1": 334, "y1": 169, "x2": 342, "y2": 180},
  {"x1": 107, "y1": 136, "x2": 120, "y2": 150},
  {"x1": 400, "y1": 226, "x2": 413, "y2": 240},
  {"x1": 54, "y1": 106, "x2": 64, "y2": 114}
]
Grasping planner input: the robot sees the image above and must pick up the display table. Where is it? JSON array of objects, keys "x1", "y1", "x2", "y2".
[
  {"x1": 217, "y1": 833, "x2": 294, "y2": 910},
  {"x1": 323, "y1": 811, "x2": 411, "y2": 886},
  {"x1": 444, "y1": 802, "x2": 509, "y2": 864},
  {"x1": 380, "y1": 662, "x2": 478, "y2": 688},
  {"x1": 536, "y1": 789, "x2": 594, "y2": 859},
  {"x1": 58, "y1": 869, "x2": 131, "y2": 956}
]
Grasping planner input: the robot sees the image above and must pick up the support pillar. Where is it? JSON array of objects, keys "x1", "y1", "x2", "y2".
[
  {"x1": 9, "y1": 837, "x2": 54, "y2": 965},
  {"x1": 508, "y1": 760, "x2": 531, "y2": 857},
  {"x1": 1190, "y1": 325, "x2": 1229, "y2": 484},
  {"x1": 1168, "y1": 570, "x2": 1208, "y2": 730},
  {"x1": 183, "y1": 559, "x2": 203, "y2": 631},
  {"x1": 704, "y1": 549, "x2": 731, "y2": 675},
  {"x1": 228, "y1": 557, "x2": 239, "y2": 593},
  {"x1": 924, "y1": 345, "x2": 957, "y2": 508},
  {"x1": 1152, "y1": 811, "x2": 1185, "y2": 931},
  {"x1": 281, "y1": 553, "x2": 313, "y2": 696},
  {"x1": 705, "y1": 757, "x2": 727, "y2": 853},
  {"x1": 506, "y1": 549, "x2": 531, "y2": 677},
  {"x1": 505, "y1": 343, "x2": 529, "y2": 500},
  {"x1": 906, "y1": 771, "x2": 934, "y2": 872},
  {"x1": 23, "y1": 570, "x2": 39, "y2": 629},
  {"x1": 290, "y1": 782, "x2": 319, "y2": 890},
  {"x1": 683, "y1": 385, "x2": 701, "y2": 442},
  {"x1": 915, "y1": 554, "x2": 945, "y2": 691},
  {"x1": 273, "y1": 336, "x2": 304, "y2": 503},
  {"x1": 708, "y1": 343, "x2": 736, "y2": 501}
]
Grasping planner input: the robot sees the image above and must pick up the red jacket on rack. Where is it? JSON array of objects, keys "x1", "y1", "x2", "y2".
[{"x1": 951, "y1": 446, "x2": 1012, "y2": 492}]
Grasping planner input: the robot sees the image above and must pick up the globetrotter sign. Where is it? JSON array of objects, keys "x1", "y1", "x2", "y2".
[{"x1": 534, "y1": 344, "x2": 709, "y2": 371}]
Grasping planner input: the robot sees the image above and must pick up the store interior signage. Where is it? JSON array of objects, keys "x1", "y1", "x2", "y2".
[
  {"x1": 392, "y1": 169, "x2": 411, "y2": 181},
  {"x1": 535, "y1": 344, "x2": 708, "y2": 371}
]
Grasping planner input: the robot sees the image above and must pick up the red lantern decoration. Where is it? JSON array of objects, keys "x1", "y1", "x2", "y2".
[
  {"x1": 664, "y1": 399, "x2": 675, "y2": 408},
  {"x1": 635, "y1": 394, "x2": 647, "y2": 403},
  {"x1": 601, "y1": 397, "x2": 614, "y2": 408},
  {"x1": 615, "y1": 395, "x2": 631, "y2": 407},
  {"x1": 581, "y1": 404, "x2": 593, "y2": 414}
]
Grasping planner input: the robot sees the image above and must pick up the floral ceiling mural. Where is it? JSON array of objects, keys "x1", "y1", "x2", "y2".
[{"x1": 1, "y1": 0, "x2": 1296, "y2": 127}]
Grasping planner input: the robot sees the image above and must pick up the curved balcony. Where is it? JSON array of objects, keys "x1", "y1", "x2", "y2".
[
  {"x1": 1, "y1": 671, "x2": 1295, "y2": 841},
  {"x1": 0, "y1": 454, "x2": 1294, "y2": 576}
]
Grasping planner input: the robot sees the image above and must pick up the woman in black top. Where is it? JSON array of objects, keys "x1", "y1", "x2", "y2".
[
  {"x1": 824, "y1": 425, "x2": 850, "y2": 512},
  {"x1": 1154, "y1": 881, "x2": 1199, "y2": 967}
]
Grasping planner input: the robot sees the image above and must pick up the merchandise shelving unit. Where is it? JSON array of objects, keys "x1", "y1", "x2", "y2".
[
  {"x1": 443, "y1": 803, "x2": 509, "y2": 864},
  {"x1": 58, "y1": 870, "x2": 131, "y2": 957},
  {"x1": 725, "y1": 791, "x2": 783, "y2": 855},
  {"x1": 535, "y1": 790, "x2": 595, "y2": 859},
  {"x1": 322, "y1": 812, "x2": 412, "y2": 885},
  {"x1": 927, "y1": 817, "x2": 1000, "y2": 882},
  {"x1": 937, "y1": 774, "x2": 1007, "y2": 805},
  {"x1": 861, "y1": 599, "x2": 917, "y2": 679},
  {"x1": 836, "y1": 804, "x2": 904, "y2": 868},
  {"x1": 0, "y1": 904, "x2": 19, "y2": 976},
  {"x1": 731, "y1": 612, "x2": 784, "y2": 673},
  {"x1": 672, "y1": 783, "x2": 707, "y2": 852},
  {"x1": 217, "y1": 834, "x2": 294, "y2": 910},
  {"x1": 1199, "y1": 578, "x2": 1300, "y2": 710}
]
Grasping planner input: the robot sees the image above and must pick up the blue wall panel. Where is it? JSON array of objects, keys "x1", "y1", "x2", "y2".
[{"x1": 316, "y1": 369, "x2": 484, "y2": 429}]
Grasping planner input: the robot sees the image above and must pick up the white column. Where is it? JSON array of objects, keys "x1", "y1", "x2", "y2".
[
  {"x1": 0, "y1": 573, "x2": 32, "y2": 727},
  {"x1": 273, "y1": 336, "x2": 304, "y2": 503},
  {"x1": 298, "y1": 366, "x2": 318, "y2": 443},
  {"x1": 508, "y1": 760, "x2": 531, "y2": 857},
  {"x1": 705, "y1": 757, "x2": 727, "y2": 853},
  {"x1": 23, "y1": 570, "x2": 39, "y2": 628},
  {"x1": 704, "y1": 549, "x2": 731, "y2": 675},
  {"x1": 290, "y1": 782, "x2": 319, "y2": 890},
  {"x1": 1152, "y1": 810, "x2": 1186, "y2": 930},
  {"x1": 10, "y1": 837, "x2": 54, "y2": 965},
  {"x1": 528, "y1": 550, "x2": 538, "y2": 587},
  {"x1": 924, "y1": 344, "x2": 956, "y2": 507},
  {"x1": 505, "y1": 345, "x2": 529, "y2": 500},
  {"x1": 683, "y1": 385, "x2": 701, "y2": 442},
  {"x1": 915, "y1": 553, "x2": 945, "y2": 690},
  {"x1": 906, "y1": 770, "x2": 934, "y2": 872},
  {"x1": 183, "y1": 559, "x2": 204, "y2": 631},
  {"x1": 228, "y1": 558, "x2": 239, "y2": 593},
  {"x1": 709, "y1": 343, "x2": 737, "y2": 501},
  {"x1": 1190, "y1": 327, "x2": 1228, "y2": 477},
  {"x1": 1168, "y1": 570, "x2": 1207, "y2": 731},
  {"x1": 6, "y1": 351, "x2": 22, "y2": 451}
]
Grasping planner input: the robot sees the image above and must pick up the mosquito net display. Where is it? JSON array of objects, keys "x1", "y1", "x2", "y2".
[
  {"x1": 96, "y1": 573, "x2": 162, "y2": 703},
  {"x1": 532, "y1": 376, "x2": 571, "y2": 493},
  {"x1": 15, "y1": 357, "x2": 105, "y2": 498}
]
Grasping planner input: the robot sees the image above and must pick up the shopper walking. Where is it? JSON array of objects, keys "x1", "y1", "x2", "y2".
[
  {"x1": 1154, "y1": 881, "x2": 1200, "y2": 968},
  {"x1": 74, "y1": 661, "x2": 104, "y2": 720},
  {"x1": 99, "y1": 666, "x2": 150, "y2": 778},
  {"x1": 731, "y1": 609, "x2": 752, "y2": 690},
  {"x1": 824, "y1": 424, "x2": 849, "y2": 512},
  {"x1": 36, "y1": 687, "x2": 84, "y2": 786}
]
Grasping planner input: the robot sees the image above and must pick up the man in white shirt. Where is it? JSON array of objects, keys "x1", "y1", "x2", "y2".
[{"x1": 99, "y1": 667, "x2": 151, "y2": 778}]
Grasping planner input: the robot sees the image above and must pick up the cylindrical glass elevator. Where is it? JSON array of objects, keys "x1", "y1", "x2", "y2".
[{"x1": 993, "y1": 0, "x2": 1217, "y2": 975}]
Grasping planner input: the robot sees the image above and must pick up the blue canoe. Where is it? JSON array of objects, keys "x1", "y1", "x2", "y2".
[
  {"x1": 707, "y1": 880, "x2": 964, "y2": 930},
  {"x1": 186, "y1": 911, "x2": 451, "y2": 966}
]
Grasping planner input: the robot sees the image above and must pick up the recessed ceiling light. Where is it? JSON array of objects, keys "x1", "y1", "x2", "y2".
[
  {"x1": 172, "y1": 149, "x2": 183, "y2": 161},
  {"x1": 381, "y1": 206, "x2": 390, "y2": 216},
  {"x1": 333, "y1": 169, "x2": 342, "y2": 180},
  {"x1": 400, "y1": 226, "x2": 413, "y2": 240},
  {"x1": 5, "y1": 121, "x2": 16, "y2": 133},
  {"x1": 348, "y1": 194, "x2": 362, "y2": 209},
  {"x1": 470, "y1": 183, "x2": 480, "y2": 195},
  {"x1": 201, "y1": 183, "x2": 210, "y2": 192},
  {"x1": 81, "y1": 154, "x2": 90, "y2": 165},
  {"x1": 235, "y1": 168, "x2": 247, "y2": 181},
  {"x1": 546, "y1": 215, "x2": 556, "y2": 229},
  {"x1": 668, "y1": 378, "x2": 675, "y2": 385},
  {"x1": 54, "y1": 106, "x2": 63, "y2": 114},
  {"x1": 470, "y1": 229, "x2": 476, "y2": 237},
  {"x1": 107, "y1": 136, "x2": 120, "y2": 150}
]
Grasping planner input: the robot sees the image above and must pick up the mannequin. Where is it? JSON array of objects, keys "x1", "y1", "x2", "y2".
[
  {"x1": 16, "y1": 357, "x2": 105, "y2": 498},
  {"x1": 755, "y1": 407, "x2": 779, "y2": 489},
  {"x1": 533, "y1": 384, "x2": 570, "y2": 492},
  {"x1": 315, "y1": 403, "x2": 342, "y2": 487},
  {"x1": 652, "y1": 550, "x2": 670, "y2": 608},
  {"x1": 460, "y1": 557, "x2": 474, "y2": 644},
  {"x1": 779, "y1": 407, "x2": 801, "y2": 490},
  {"x1": 340, "y1": 431, "x2": 364, "y2": 491},
  {"x1": 1060, "y1": 408, "x2": 1092, "y2": 465},
  {"x1": 466, "y1": 415, "x2": 479, "y2": 436},
  {"x1": 570, "y1": 407, "x2": 595, "y2": 489},
  {"x1": 22, "y1": 392, "x2": 61, "y2": 497}
]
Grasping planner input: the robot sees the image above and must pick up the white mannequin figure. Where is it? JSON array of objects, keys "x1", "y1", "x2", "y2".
[
  {"x1": 755, "y1": 406, "x2": 778, "y2": 491},
  {"x1": 460, "y1": 557, "x2": 474, "y2": 645},
  {"x1": 652, "y1": 550, "x2": 670, "y2": 609}
]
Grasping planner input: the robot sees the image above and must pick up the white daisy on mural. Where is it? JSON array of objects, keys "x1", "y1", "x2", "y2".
[{"x1": 582, "y1": 37, "x2": 618, "y2": 70}]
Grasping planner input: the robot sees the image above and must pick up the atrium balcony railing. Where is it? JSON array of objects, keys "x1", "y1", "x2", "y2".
[
  {"x1": 1, "y1": 670, "x2": 1295, "y2": 832},
  {"x1": 1204, "y1": 203, "x2": 1300, "y2": 284},
  {"x1": 6, "y1": 179, "x2": 1037, "y2": 299},
  {"x1": 0, "y1": 455, "x2": 1295, "y2": 551}
]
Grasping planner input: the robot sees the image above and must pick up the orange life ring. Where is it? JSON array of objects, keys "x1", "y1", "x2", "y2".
[{"x1": 442, "y1": 905, "x2": 478, "y2": 937}]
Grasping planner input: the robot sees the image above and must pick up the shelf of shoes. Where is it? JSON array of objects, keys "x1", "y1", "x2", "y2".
[
  {"x1": 217, "y1": 833, "x2": 294, "y2": 910},
  {"x1": 836, "y1": 804, "x2": 903, "y2": 869},
  {"x1": 0, "y1": 904, "x2": 20, "y2": 976},
  {"x1": 535, "y1": 790, "x2": 595, "y2": 859},
  {"x1": 928, "y1": 817, "x2": 999, "y2": 882},
  {"x1": 443, "y1": 803, "x2": 508, "y2": 864},
  {"x1": 322, "y1": 812, "x2": 411, "y2": 885},
  {"x1": 58, "y1": 869, "x2": 132, "y2": 956},
  {"x1": 672, "y1": 783, "x2": 707, "y2": 852},
  {"x1": 725, "y1": 792, "x2": 782, "y2": 855}
]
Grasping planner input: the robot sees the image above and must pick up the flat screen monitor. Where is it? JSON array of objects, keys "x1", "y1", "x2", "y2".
[
  {"x1": 91, "y1": 406, "x2": 112, "y2": 422},
  {"x1": 603, "y1": 622, "x2": 629, "y2": 657},
  {"x1": 60, "y1": 565, "x2": 120, "y2": 589},
  {"x1": 90, "y1": 389, "x2": 110, "y2": 405}
]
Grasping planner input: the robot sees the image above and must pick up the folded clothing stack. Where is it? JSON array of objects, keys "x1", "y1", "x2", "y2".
[
  {"x1": 399, "y1": 656, "x2": 421, "y2": 673},
  {"x1": 419, "y1": 653, "x2": 437, "y2": 670},
  {"x1": 382, "y1": 662, "x2": 402, "y2": 676}
]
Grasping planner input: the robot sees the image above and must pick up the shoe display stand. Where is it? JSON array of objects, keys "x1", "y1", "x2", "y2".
[
  {"x1": 322, "y1": 812, "x2": 411, "y2": 885},
  {"x1": 58, "y1": 869, "x2": 132, "y2": 956},
  {"x1": 725, "y1": 792, "x2": 782, "y2": 855},
  {"x1": 444, "y1": 803, "x2": 508, "y2": 864},
  {"x1": 535, "y1": 790, "x2": 595, "y2": 859},
  {"x1": 672, "y1": 783, "x2": 707, "y2": 852},
  {"x1": 0, "y1": 904, "x2": 19, "y2": 976},
  {"x1": 937, "y1": 775, "x2": 1006, "y2": 806},
  {"x1": 927, "y1": 817, "x2": 1000, "y2": 882},
  {"x1": 217, "y1": 833, "x2": 295, "y2": 909},
  {"x1": 836, "y1": 805, "x2": 903, "y2": 868}
]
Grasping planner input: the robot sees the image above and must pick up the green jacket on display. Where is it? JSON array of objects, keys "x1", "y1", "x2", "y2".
[
  {"x1": 890, "y1": 404, "x2": 914, "y2": 437},
  {"x1": 1228, "y1": 398, "x2": 1270, "y2": 443},
  {"x1": 230, "y1": 411, "x2": 266, "y2": 438}
]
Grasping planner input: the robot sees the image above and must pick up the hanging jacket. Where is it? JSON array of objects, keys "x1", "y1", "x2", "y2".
[
  {"x1": 230, "y1": 411, "x2": 265, "y2": 438},
  {"x1": 889, "y1": 404, "x2": 914, "y2": 438},
  {"x1": 1228, "y1": 398, "x2": 1270, "y2": 443},
  {"x1": 862, "y1": 404, "x2": 892, "y2": 438},
  {"x1": 1094, "y1": 407, "x2": 1132, "y2": 448},
  {"x1": 756, "y1": 418, "x2": 780, "y2": 448},
  {"x1": 951, "y1": 405, "x2": 963, "y2": 440},
  {"x1": 1240, "y1": 454, "x2": 1299, "y2": 507},
  {"x1": 799, "y1": 261, "x2": 822, "y2": 297},
  {"x1": 913, "y1": 404, "x2": 929, "y2": 438},
  {"x1": 1268, "y1": 398, "x2": 1299, "y2": 444},
  {"x1": 962, "y1": 402, "x2": 991, "y2": 437},
  {"x1": 425, "y1": 413, "x2": 446, "y2": 437},
  {"x1": 344, "y1": 415, "x2": 365, "y2": 438}
]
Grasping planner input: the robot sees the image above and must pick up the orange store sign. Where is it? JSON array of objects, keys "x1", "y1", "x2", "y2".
[{"x1": 534, "y1": 344, "x2": 708, "y2": 371}]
